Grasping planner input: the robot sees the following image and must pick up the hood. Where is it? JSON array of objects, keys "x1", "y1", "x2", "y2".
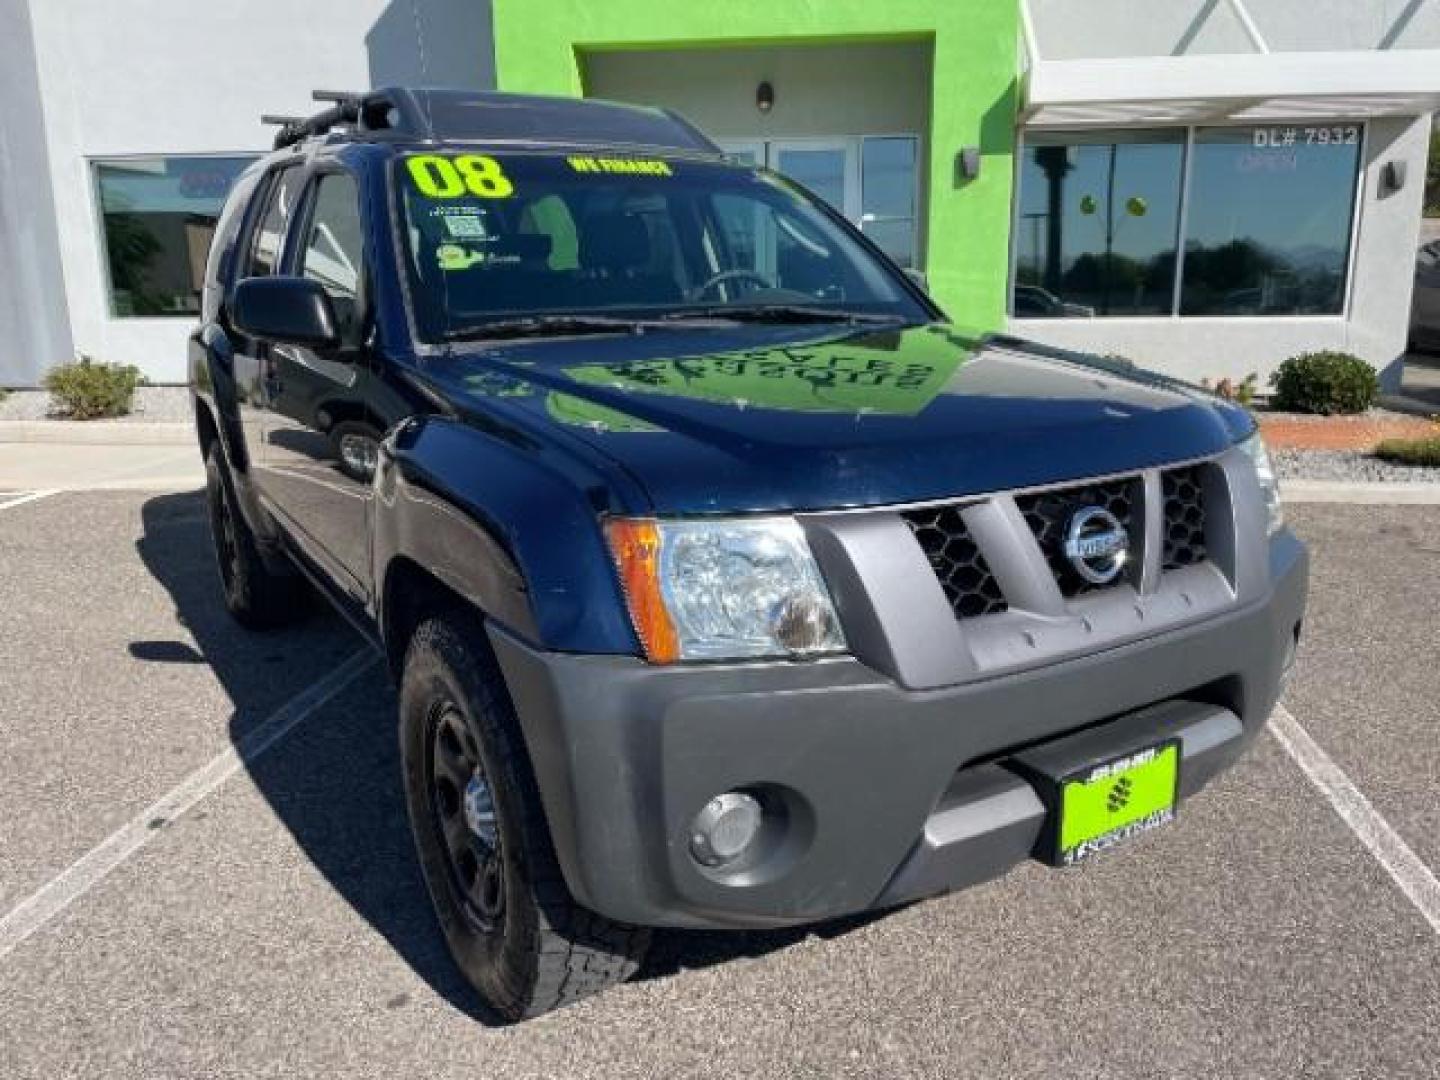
[{"x1": 426, "y1": 323, "x2": 1251, "y2": 515}]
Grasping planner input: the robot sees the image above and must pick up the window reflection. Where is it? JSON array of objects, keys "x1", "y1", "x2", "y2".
[
  {"x1": 1014, "y1": 131, "x2": 1184, "y2": 317},
  {"x1": 1180, "y1": 125, "x2": 1361, "y2": 316},
  {"x1": 861, "y1": 137, "x2": 918, "y2": 269},
  {"x1": 94, "y1": 156, "x2": 254, "y2": 317},
  {"x1": 1010, "y1": 124, "x2": 1364, "y2": 320}
]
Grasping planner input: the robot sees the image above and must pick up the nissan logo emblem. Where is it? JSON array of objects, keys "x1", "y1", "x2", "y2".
[{"x1": 1063, "y1": 507, "x2": 1129, "y2": 585}]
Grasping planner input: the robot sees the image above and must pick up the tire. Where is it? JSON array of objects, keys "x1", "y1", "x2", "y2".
[
  {"x1": 204, "y1": 442, "x2": 308, "y2": 629},
  {"x1": 399, "y1": 614, "x2": 650, "y2": 1021}
]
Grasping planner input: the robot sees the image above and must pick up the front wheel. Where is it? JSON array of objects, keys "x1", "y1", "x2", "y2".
[{"x1": 399, "y1": 615, "x2": 650, "y2": 1021}]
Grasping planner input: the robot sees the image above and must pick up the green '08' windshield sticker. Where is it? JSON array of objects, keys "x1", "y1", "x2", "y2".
[{"x1": 406, "y1": 154, "x2": 514, "y2": 199}]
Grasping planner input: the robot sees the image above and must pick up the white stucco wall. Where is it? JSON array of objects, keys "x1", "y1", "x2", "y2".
[
  {"x1": 1012, "y1": 114, "x2": 1433, "y2": 390},
  {"x1": 16, "y1": 0, "x2": 494, "y2": 385},
  {"x1": 0, "y1": 0, "x2": 72, "y2": 386},
  {"x1": 1027, "y1": 0, "x2": 1440, "y2": 59}
]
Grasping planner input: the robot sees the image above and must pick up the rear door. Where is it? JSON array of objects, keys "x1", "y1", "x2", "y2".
[{"x1": 230, "y1": 164, "x2": 306, "y2": 476}]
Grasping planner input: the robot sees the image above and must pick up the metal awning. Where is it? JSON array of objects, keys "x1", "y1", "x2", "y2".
[{"x1": 1023, "y1": 49, "x2": 1440, "y2": 128}]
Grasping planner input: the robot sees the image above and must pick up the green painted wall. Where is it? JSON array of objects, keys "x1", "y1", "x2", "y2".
[{"x1": 491, "y1": 1, "x2": 1019, "y2": 331}]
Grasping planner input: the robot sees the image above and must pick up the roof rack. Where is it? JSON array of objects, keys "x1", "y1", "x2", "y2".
[
  {"x1": 259, "y1": 88, "x2": 724, "y2": 157},
  {"x1": 260, "y1": 90, "x2": 404, "y2": 150}
]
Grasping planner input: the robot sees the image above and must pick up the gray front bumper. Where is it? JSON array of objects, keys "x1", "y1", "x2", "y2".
[{"x1": 490, "y1": 530, "x2": 1307, "y2": 929}]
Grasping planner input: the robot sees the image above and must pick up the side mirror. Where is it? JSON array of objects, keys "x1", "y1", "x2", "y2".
[
  {"x1": 231, "y1": 276, "x2": 339, "y2": 350},
  {"x1": 904, "y1": 268, "x2": 929, "y2": 294}
]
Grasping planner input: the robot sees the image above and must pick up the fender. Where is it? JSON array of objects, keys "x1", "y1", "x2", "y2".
[
  {"x1": 188, "y1": 324, "x2": 285, "y2": 552},
  {"x1": 372, "y1": 414, "x2": 641, "y2": 656}
]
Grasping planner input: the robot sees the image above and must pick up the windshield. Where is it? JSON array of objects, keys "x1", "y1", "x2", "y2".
[{"x1": 394, "y1": 151, "x2": 928, "y2": 340}]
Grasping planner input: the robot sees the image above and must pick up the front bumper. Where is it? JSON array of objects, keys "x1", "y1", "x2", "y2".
[{"x1": 490, "y1": 529, "x2": 1307, "y2": 929}]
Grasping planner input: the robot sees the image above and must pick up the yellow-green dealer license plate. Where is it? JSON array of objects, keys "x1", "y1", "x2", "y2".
[{"x1": 1058, "y1": 741, "x2": 1180, "y2": 866}]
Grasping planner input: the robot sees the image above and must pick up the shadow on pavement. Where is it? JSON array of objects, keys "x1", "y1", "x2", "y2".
[{"x1": 134, "y1": 488, "x2": 886, "y2": 1021}]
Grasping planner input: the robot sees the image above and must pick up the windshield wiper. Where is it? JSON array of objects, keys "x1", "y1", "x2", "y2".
[
  {"x1": 661, "y1": 305, "x2": 907, "y2": 326},
  {"x1": 441, "y1": 315, "x2": 666, "y2": 342}
]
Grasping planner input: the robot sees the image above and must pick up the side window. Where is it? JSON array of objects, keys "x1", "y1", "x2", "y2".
[
  {"x1": 245, "y1": 166, "x2": 304, "y2": 278},
  {"x1": 299, "y1": 172, "x2": 367, "y2": 344},
  {"x1": 202, "y1": 169, "x2": 261, "y2": 321}
]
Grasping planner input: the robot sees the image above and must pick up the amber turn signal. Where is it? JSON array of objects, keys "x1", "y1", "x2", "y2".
[{"x1": 604, "y1": 518, "x2": 681, "y2": 664}]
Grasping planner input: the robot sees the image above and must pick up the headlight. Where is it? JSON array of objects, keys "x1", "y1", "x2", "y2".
[
  {"x1": 1238, "y1": 432, "x2": 1283, "y2": 536},
  {"x1": 606, "y1": 517, "x2": 847, "y2": 663}
]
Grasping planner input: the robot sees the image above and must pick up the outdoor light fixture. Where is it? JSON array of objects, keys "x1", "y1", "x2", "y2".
[
  {"x1": 956, "y1": 146, "x2": 981, "y2": 182},
  {"x1": 756, "y1": 81, "x2": 774, "y2": 113},
  {"x1": 1380, "y1": 160, "x2": 1407, "y2": 197}
]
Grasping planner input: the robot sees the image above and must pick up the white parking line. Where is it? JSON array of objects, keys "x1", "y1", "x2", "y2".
[
  {"x1": 0, "y1": 490, "x2": 59, "y2": 512},
  {"x1": 0, "y1": 650, "x2": 378, "y2": 961},
  {"x1": 1270, "y1": 704, "x2": 1440, "y2": 935}
]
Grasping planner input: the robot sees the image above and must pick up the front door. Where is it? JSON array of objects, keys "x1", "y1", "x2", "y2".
[
  {"x1": 259, "y1": 168, "x2": 379, "y2": 605},
  {"x1": 718, "y1": 136, "x2": 920, "y2": 271}
]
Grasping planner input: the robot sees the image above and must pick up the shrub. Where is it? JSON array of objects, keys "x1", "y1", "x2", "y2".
[
  {"x1": 1426, "y1": 127, "x2": 1439, "y2": 218},
  {"x1": 1268, "y1": 352, "x2": 1377, "y2": 415},
  {"x1": 43, "y1": 357, "x2": 145, "y2": 419},
  {"x1": 1374, "y1": 435, "x2": 1440, "y2": 467},
  {"x1": 1202, "y1": 373, "x2": 1259, "y2": 406}
]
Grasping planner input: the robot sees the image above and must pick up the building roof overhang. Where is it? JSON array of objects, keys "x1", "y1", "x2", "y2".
[{"x1": 1023, "y1": 50, "x2": 1440, "y2": 128}]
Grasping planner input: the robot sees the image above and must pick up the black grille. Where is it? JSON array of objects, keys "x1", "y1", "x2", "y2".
[
  {"x1": 1014, "y1": 477, "x2": 1140, "y2": 597},
  {"x1": 903, "y1": 506, "x2": 1008, "y2": 619},
  {"x1": 1161, "y1": 466, "x2": 1208, "y2": 569}
]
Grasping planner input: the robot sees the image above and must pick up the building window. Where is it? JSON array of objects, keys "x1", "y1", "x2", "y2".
[
  {"x1": 1014, "y1": 131, "x2": 1184, "y2": 317},
  {"x1": 715, "y1": 136, "x2": 922, "y2": 270},
  {"x1": 94, "y1": 156, "x2": 255, "y2": 318},
  {"x1": 861, "y1": 137, "x2": 919, "y2": 270},
  {"x1": 1011, "y1": 124, "x2": 1364, "y2": 319},
  {"x1": 1180, "y1": 125, "x2": 1362, "y2": 316}
]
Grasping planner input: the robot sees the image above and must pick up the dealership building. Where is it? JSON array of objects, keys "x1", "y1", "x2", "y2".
[{"x1": 1, "y1": 0, "x2": 1436, "y2": 388}]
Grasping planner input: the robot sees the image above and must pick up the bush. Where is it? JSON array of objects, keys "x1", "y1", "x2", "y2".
[
  {"x1": 1268, "y1": 352, "x2": 1377, "y2": 415},
  {"x1": 43, "y1": 357, "x2": 145, "y2": 419},
  {"x1": 1426, "y1": 127, "x2": 1439, "y2": 218},
  {"x1": 1374, "y1": 435, "x2": 1440, "y2": 467},
  {"x1": 1201, "y1": 373, "x2": 1259, "y2": 406}
]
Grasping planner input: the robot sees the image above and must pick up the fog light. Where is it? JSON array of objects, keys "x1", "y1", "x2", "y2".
[{"x1": 689, "y1": 792, "x2": 763, "y2": 868}]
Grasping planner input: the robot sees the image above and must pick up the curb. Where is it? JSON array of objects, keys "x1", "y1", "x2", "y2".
[
  {"x1": 0, "y1": 420, "x2": 193, "y2": 446},
  {"x1": 1284, "y1": 480, "x2": 1440, "y2": 504}
]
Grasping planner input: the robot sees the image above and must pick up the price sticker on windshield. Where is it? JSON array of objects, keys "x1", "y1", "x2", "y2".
[{"x1": 406, "y1": 154, "x2": 514, "y2": 199}]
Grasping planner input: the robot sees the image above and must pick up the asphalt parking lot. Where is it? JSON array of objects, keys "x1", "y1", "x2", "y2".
[{"x1": 1, "y1": 485, "x2": 1438, "y2": 1078}]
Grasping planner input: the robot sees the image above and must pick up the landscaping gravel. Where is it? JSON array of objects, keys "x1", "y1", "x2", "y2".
[
  {"x1": 1274, "y1": 448, "x2": 1440, "y2": 483},
  {"x1": 0, "y1": 385, "x2": 191, "y2": 423}
]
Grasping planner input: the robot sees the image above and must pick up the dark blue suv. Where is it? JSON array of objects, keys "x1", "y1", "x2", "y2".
[{"x1": 191, "y1": 88, "x2": 1307, "y2": 1021}]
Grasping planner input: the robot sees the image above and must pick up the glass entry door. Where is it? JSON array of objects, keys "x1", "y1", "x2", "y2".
[
  {"x1": 718, "y1": 136, "x2": 920, "y2": 269},
  {"x1": 770, "y1": 141, "x2": 856, "y2": 220}
]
